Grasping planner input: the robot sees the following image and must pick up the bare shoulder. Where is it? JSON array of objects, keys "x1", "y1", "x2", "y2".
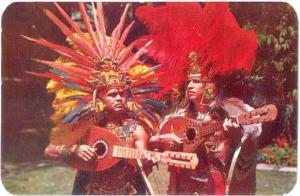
[{"x1": 134, "y1": 124, "x2": 147, "y2": 137}]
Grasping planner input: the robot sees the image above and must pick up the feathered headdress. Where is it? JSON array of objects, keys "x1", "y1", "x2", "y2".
[
  {"x1": 23, "y1": 3, "x2": 165, "y2": 144},
  {"x1": 136, "y1": 2, "x2": 258, "y2": 88}
]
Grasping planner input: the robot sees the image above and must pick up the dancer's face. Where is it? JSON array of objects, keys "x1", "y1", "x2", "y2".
[
  {"x1": 187, "y1": 79, "x2": 216, "y2": 103},
  {"x1": 102, "y1": 88, "x2": 126, "y2": 113},
  {"x1": 187, "y1": 79, "x2": 205, "y2": 101}
]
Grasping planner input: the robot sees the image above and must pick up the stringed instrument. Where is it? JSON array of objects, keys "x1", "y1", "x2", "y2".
[
  {"x1": 67, "y1": 126, "x2": 199, "y2": 171},
  {"x1": 160, "y1": 104, "x2": 278, "y2": 152}
]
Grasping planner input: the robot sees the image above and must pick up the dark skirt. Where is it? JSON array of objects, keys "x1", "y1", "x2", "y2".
[{"x1": 72, "y1": 160, "x2": 146, "y2": 195}]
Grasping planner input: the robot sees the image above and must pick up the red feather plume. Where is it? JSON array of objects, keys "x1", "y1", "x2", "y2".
[{"x1": 135, "y1": 2, "x2": 258, "y2": 90}]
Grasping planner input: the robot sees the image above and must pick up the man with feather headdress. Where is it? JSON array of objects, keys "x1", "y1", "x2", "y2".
[
  {"x1": 24, "y1": 2, "x2": 165, "y2": 194},
  {"x1": 136, "y1": 2, "x2": 263, "y2": 195}
]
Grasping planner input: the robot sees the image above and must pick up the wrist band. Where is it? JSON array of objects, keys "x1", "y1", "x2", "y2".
[{"x1": 56, "y1": 144, "x2": 72, "y2": 157}]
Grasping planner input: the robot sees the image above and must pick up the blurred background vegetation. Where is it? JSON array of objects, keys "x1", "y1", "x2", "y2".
[
  {"x1": 230, "y1": 2, "x2": 298, "y2": 166},
  {"x1": 1, "y1": 2, "x2": 297, "y2": 194}
]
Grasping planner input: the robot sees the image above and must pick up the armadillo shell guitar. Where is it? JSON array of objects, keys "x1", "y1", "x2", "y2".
[
  {"x1": 67, "y1": 126, "x2": 124, "y2": 171},
  {"x1": 160, "y1": 117, "x2": 218, "y2": 152}
]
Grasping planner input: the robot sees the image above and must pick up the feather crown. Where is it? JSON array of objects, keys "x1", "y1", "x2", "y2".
[
  {"x1": 23, "y1": 2, "x2": 165, "y2": 128},
  {"x1": 136, "y1": 2, "x2": 258, "y2": 86}
]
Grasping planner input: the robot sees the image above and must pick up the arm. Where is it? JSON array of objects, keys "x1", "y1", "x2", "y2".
[
  {"x1": 149, "y1": 111, "x2": 184, "y2": 148},
  {"x1": 133, "y1": 124, "x2": 156, "y2": 174},
  {"x1": 134, "y1": 124, "x2": 149, "y2": 151},
  {"x1": 221, "y1": 97, "x2": 262, "y2": 140},
  {"x1": 44, "y1": 143, "x2": 97, "y2": 162},
  {"x1": 149, "y1": 133, "x2": 183, "y2": 147}
]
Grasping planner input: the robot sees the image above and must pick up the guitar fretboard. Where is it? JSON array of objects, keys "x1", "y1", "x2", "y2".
[
  {"x1": 112, "y1": 146, "x2": 198, "y2": 169},
  {"x1": 196, "y1": 104, "x2": 277, "y2": 137},
  {"x1": 198, "y1": 121, "x2": 224, "y2": 138},
  {"x1": 112, "y1": 146, "x2": 161, "y2": 160}
]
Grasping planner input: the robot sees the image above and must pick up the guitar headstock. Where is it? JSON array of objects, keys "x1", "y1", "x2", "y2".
[
  {"x1": 161, "y1": 151, "x2": 199, "y2": 169},
  {"x1": 238, "y1": 104, "x2": 278, "y2": 125}
]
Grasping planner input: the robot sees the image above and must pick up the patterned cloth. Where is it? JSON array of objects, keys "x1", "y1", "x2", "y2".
[{"x1": 72, "y1": 161, "x2": 145, "y2": 195}]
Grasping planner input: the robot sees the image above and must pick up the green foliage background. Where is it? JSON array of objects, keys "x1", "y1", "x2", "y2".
[{"x1": 230, "y1": 3, "x2": 297, "y2": 147}]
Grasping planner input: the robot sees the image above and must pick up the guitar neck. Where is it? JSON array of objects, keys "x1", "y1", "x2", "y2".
[
  {"x1": 198, "y1": 121, "x2": 224, "y2": 137},
  {"x1": 196, "y1": 114, "x2": 255, "y2": 138},
  {"x1": 112, "y1": 146, "x2": 199, "y2": 169},
  {"x1": 112, "y1": 146, "x2": 160, "y2": 160},
  {"x1": 197, "y1": 105, "x2": 274, "y2": 137}
]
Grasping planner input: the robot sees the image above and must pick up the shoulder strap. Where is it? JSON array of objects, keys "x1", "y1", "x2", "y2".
[
  {"x1": 225, "y1": 134, "x2": 248, "y2": 194},
  {"x1": 167, "y1": 167, "x2": 179, "y2": 194}
]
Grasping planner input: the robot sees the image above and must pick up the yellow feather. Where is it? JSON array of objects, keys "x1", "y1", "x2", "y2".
[
  {"x1": 129, "y1": 64, "x2": 152, "y2": 76},
  {"x1": 47, "y1": 77, "x2": 88, "y2": 124},
  {"x1": 55, "y1": 88, "x2": 87, "y2": 100},
  {"x1": 50, "y1": 120, "x2": 93, "y2": 145},
  {"x1": 46, "y1": 80, "x2": 63, "y2": 93},
  {"x1": 51, "y1": 100, "x2": 79, "y2": 123},
  {"x1": 44, "y1": 46, "x2": 94, "y2": 144}
]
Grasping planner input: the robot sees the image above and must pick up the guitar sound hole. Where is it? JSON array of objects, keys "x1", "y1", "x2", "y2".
[
  {"x1": 95, "y1": 143, "x2": 106, "y2": 156},
  {"x1": 93, "y1": 140, "x2": 108, "y2": 159},
  {"x1": 186, "y1": 128, "x2": 196, "y2": 142}
]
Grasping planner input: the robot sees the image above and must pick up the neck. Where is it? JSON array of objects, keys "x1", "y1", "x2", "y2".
[
  {"x1": 195, "y1": 102, "x2": 209, "y2": 113},
  {"x1": 105, "y1": 111, "x2": 123, "y2": 125}
]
